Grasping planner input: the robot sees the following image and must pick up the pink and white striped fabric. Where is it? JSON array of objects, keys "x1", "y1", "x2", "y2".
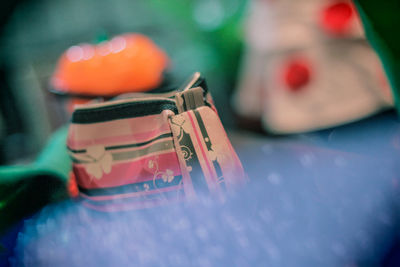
[{"x1": 67, "y1": 73, "x2": 246, "y2": 211}]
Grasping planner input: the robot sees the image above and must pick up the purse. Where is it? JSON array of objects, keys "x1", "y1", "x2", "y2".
[{"x1": 67, "y1": 73, "x2": 246, "y2": 211}]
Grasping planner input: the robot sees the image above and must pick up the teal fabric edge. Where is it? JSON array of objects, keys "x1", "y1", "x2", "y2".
[
  {"x1": 0, "y1": 126, "x2": 71, "y2": 235},
  {"x1": 0, "y1": 125, "x2": 71, "y2": 183},
  {"x1": 354, "y1": 1, "x2": 400, "y2": 116}
]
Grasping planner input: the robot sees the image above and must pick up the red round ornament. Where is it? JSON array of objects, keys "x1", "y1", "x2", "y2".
[
  {"x1": 320, "y1": 2, "x2": 354, "y2": 36},
  {"x1": 282, "y1": 59, "x2": 312, "y2": 92}
]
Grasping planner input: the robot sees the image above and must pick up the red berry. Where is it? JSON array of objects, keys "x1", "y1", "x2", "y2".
[
  {"x1": 282, "y1": 59, "x2": 311, "y2": 91},
  {"x1": 321, "y1": 2, "x2": 354, "y2": 36}
]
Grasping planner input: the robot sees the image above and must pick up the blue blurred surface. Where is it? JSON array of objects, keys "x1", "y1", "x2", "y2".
[{"x1": 10, "y1": 111, "x2": 400, "y2": 266}]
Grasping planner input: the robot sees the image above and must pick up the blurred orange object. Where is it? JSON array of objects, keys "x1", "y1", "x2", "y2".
[
  {"x1": 51, "y1": 34, "x2": 169, "y2": 96},
  {"x1": 67, "y1": 172, "x2": 79, "y2": 198}
]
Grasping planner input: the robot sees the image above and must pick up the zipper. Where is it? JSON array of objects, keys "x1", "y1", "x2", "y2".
[
  {"x1": 175, "y1": 72, "x2": 209, "y2": 113},
  {"x1": 72, "y1": 99, "x2": 177, "y2": 124},
  {"x1": 71, "y1": 72, "x2": 209, "y2": 124}
]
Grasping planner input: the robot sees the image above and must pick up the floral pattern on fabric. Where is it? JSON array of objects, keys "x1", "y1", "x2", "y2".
[
  {"x1": 170, "y1": 116, "x2": 194, "y2": 162},
  {"x1": 83, "y1": 145, "x2": 113, "y2": 179},
  {"x1": 147, "y1": 159, "x2": 176, "y2": 186}
]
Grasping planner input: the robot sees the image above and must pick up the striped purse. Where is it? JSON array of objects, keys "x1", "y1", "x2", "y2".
[{"x1": 67, "y1": 73, "x2": 246, "y2": 211}]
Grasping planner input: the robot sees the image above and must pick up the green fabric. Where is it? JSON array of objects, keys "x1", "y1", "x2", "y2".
[
  {"x1": 354, "y1": 0, "x2": 400, "y2": 114},
  {"x1": 0, "y1": 126, "x2": 71, "y2": 235}
]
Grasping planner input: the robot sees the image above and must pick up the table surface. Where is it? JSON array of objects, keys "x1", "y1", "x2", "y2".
[{"x1": 11, "y1": 111, "x2": 400, "y2": 266}]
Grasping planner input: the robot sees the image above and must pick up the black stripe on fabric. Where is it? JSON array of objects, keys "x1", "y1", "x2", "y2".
[
  {"x1": 193, "y1": 110, "x2": 225, "y2": 189},
  {"x1": 79, "y1": 175, "x2": 182, "y2": 197},
  {"x1": 178, "y1": 120, "x2": 209, "y2": 194},
  {"x1": 214, "y1": 162, "x2": 226, "y2": 190},
  {"x1": 72, "y1": 100, "x2": 177, "y2": 124},
  {"x1": 79, "y1": 188, "x2": 184, "y2": 206},
  {"x1": 68, "y1": 133, "x2": 173, "y2": 154},
  {"x1": 106, "y1": 133, "x2": 172, "y2": 150},
  {"x1": 193, "y1": 110, "x2": 212, "y2": 151}
]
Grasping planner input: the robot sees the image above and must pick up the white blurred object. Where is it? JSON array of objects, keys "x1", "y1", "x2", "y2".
[{"x1": 233, "y1": 0, "x2": 393, "y2": 133}]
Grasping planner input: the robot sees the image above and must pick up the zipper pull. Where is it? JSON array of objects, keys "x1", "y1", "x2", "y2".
[
  {"x1": 176, "y1": 86, "x2": 205, "y2": 113},
  {"x1": 175, "y1": 72, "x2": 207, "y2": 113}
]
